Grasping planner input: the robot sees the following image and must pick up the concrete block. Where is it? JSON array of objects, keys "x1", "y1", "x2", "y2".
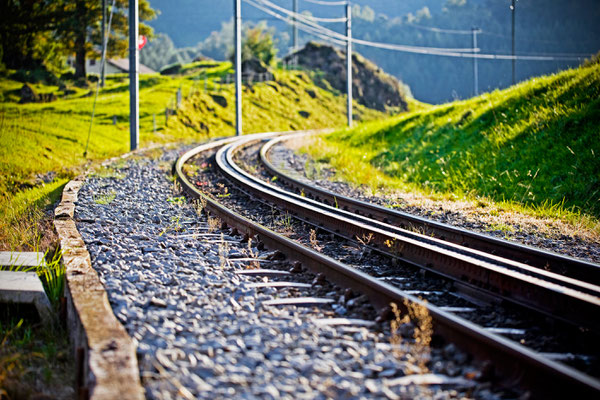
[
  {"x1": 0, "y1": 251, "x2": 45, "y2": 268},
  {"x1": 0, "y1": 270, "x2": 53, "y2": 325}
]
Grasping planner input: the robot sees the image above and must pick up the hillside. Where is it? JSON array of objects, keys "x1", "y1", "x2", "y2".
[
  {"x1": 285, "y1": 42, "x2": 410, "y2": 112},
  {"x1": 304, "y1": 61, "x2": 600, "y2": 221},
  {"x1": 0, "y1": 61, "x2": 386, "y2": 249}
]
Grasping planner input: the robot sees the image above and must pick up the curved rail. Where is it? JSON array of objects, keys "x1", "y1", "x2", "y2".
[
  {"x1": 218, "y1": 136, "x2": 600, "y2": 334},
  {"x1": 176, "y1": 134, "x2": 600, "y2": 398},
  {"x1": 260, "y1": 133, "x2": 600, "y2": 286}
]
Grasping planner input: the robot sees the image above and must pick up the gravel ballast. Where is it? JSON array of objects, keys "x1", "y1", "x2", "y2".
[
  {"x1": 268, "y1": 140, "x2": 600, "y2": 264},
  {"x1": 74, "y1": 147, "x2": 515, "y2": 399}
]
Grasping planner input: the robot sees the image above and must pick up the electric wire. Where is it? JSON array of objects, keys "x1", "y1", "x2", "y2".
[
  {"x1": 302, "y1": 0, "x2": 347, "y2": 6},
  {"x1": 248, "y1": 0, "x2": 591, "y2": 61},
  {"x1": 406, "y1": 23, "x2": 473, "y2": 35},
  {"x1": 245, "y1": 0, "x2": 347, "y2": 46},
  {"x1": 252, "y1": 0, "x2": 477, "y2": 53},
  {"x1": 84, "y1": 0, "x2": 116, "y2": 158},
  {"x1": 302, "y1": 14, "x2": 346, "y2": 23}
]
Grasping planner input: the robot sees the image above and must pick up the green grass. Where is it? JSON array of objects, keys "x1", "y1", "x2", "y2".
[
  {"x1": 0, "y1": 248, "x2": 65, "y2": 308},
  {"x1": 305, "y1": 62, "x2": 600, "y2": 231},
  {"x1": 0, "y1": 62, "x2": 388, "y2": 249},
  {"x1": 0, "y1": 317, "x2": 73, "y2": 399}
]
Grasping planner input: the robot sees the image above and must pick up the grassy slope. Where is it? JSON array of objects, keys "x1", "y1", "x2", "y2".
[
  {"x1": 307, "y1": 63, "x2": 600, "y2": 223},
  {"x1": 0, "y1": 61, "x2": 385, "y2": 249}
]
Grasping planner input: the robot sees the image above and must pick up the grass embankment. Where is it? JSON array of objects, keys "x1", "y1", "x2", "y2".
[
  {"x1": 306, "y1": 62, "x2": 600, "y2": 233},
  {"x1": 0, "y1": 61, "x2": 386, "y2": 249}
]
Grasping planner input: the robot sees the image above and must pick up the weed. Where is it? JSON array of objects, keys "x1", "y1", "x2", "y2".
[
  {"x1": 93, "y1": 190, "x2": 116, "y2": 205},
  {"x1": 90, "y1": 166, "x2": 125, "y2": 180},
  {"x1": 172, "y1": 179, "x2": 182, "y2": 195},
  {"x1": 37, "y1": 248, "x2": 64, "y2": 307},
  {"x1": 390, "y1": 299, "x2": 433, "y2": 375},
  {"x1": 354, "y1": 232, "x2": 374, "y2": 258},
  {"x1": 182, "y1": 163, "x2": 199, "y2": 177},
  {"x1": 217, "y1": 233, "x2": 230, "y2": 268},
  {"x1": 193, "y1": 197, "x2": 207, "y2": 216},
  {"x1": 167, "y1": 196, "x2": 186, "y2": 206},
  {"x1": 244, "y1": 238, "x2": 260, "y2": 269},
  {"x1": 207, "y1": 216, "x2": 220, "y2": 233},
  {"x1": 273, "y1": 209, "x2": 294, "y2": 233},
  {"x1": 309, "y1": 229, "x2": 322, "y2": 252},
  {"x1": 159, "y1": 215, "x2": 183, "y2": 236}
]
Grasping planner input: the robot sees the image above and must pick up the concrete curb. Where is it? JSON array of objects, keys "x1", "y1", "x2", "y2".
[{"x1": 54, "y1": 177, "x2": 145, "y2": 400}]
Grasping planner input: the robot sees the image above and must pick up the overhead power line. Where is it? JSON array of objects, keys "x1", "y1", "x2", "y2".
[
  {"x1": 302, "y1": 14, "x2": 346, "y2": 23},
  {"x1": 252, "y1": 0, "x2": 477, "y2": 53},
  {"x1": 247, "y1": 0, "x2": 591, "y2": 61},
  {"x1": 245, "y1": 0, "x2": 347, "y2": 46},
  {"x1": 406, "y1": 23, "x2": 472, "y2": 35},
  {"x1": 302, "y1": 0, "x2": 347, "y2": 6}
]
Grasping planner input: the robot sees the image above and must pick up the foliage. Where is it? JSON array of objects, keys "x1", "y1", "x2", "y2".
[
  {"x1": 0, "y1": 318, "x2": 73, "y2": 399},
  {"x1": 306, "y1": 62, "x2": 600, "y2": 222},
  {"x1": 241, "y1": 25, "x2": 278, "y2": 66},
  {"x1": 56, "y1": 0, "x2": 156, "y2": 78},
  {"x1": 0, "y1": 0, "x2": 71, "y2": 72},
  {"x1": 0, "y1": 0, "x2": 157, "y2": 79}
]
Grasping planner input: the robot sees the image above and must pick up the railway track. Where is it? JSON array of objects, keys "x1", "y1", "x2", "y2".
[{"x1": 175, "y1": 131, "x2": 600, "y2": 398}]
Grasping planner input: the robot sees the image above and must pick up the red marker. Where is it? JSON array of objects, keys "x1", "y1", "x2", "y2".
[{"x1": 138, "y1": 35, "x2": 147, "y2": 50}]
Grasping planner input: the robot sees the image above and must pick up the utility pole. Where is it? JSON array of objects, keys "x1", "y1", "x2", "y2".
[
  {"x1": 511, "y1": 0, "x2": 516, "y2": 85},
  {"x1": 101, "y1": 0, "x2": 106, "y2": 87},
  {"x1": 346, "y1": 3, "x2": 352, "y2": 127},
  {"x1": 129, "y1": 0, "x2": 139, "y2": 150},
  {"x1": 234, "y1": 0, "x2": 242, "y2": 136},
  {"x1": 472, "y1": 27, "x2": 481, "y2": 96},
  {"x1": 293, "y1": 0, "x2": 298, "y2": 66}
]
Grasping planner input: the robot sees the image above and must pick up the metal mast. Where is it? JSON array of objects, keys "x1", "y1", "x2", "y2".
[
  {"x1": 128, "y1": 0, "x2": 139, "y2": 150},
  {"x1": 472, "y1": 27, "x2": 481, "y2": 95},
  {"x1": 101, "y1": 0, "x2": 106, "y2": 87},
  {"x1": 235, "y1": 0, "x2": 242, "y2": 136},
  {"x1": 346, "y1": 3, "x2": 352, "y2": 127},
  {"x1": 511, "y1": 0, "x2": 516, "y2": 84}
]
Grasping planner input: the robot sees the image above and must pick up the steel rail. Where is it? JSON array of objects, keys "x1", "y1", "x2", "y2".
[
  {"x1": 175, "y1": 134, "x2": 600, "y2": 398},
  {"x1": 259, "y1": 133, "x2": 600, "y2": 286},
  {"x1": 218, "y1": 137, "x2": 600, "y2": 334}
]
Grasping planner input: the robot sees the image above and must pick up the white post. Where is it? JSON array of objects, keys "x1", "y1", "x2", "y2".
[
  {"x1": 128, "y1": 0, "x2": 139, "y2": 150},
  {"x1": 101, "y1": 0, "x2": 106, "y2": 87},
  {"x1": 293, "y1": 0, "x2": 298, "y2": 66},
  {"x1": 234, "y1": 0, "x2": 242, "y2": 136},
  {"x1": 472, "y1": 27, "x2": 480, "y2": 96},
  {"x1": 346, "y1": 3, "x2": 352, "y2": 127}
]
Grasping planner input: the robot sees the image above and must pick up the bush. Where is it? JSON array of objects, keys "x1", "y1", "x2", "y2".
[
  {"x1": 10, "y1": 67, "x2": 59, "y2": 85},
  {"x1": 160, "y1": 63, "x2": 182, "y2": 75}
]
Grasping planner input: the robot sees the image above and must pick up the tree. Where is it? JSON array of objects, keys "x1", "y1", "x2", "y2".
[
  {"x1": 0, "y1": 0, "x2": 71, "y2": 71},
  {"x1": 237, "y1": 24, "x2": 277, "y2": 66},
  {"x1": 57, "y1": 0, "x2": 156, "y2": 79}
]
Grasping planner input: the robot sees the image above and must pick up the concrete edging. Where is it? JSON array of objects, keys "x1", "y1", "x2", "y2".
[{"x1": 54, "y1": 176, "x2": 145, "y2": 400}]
